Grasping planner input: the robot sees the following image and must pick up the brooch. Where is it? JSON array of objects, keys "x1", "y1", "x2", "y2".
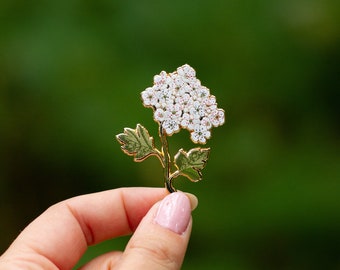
[{"x1": 116, "y1": 64, "x2": 225, "y2": 193}]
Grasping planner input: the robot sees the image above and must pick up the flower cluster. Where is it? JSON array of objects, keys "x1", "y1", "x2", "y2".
[{"x1": 141, "y1": 64, "x2": 225, "y2": 144}]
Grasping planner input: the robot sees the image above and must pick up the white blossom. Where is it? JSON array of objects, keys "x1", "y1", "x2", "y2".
[
  {"x1": 196, "y1": 86, "x2": 210, "y2": 100},
  {"x1": 210, "y1": 109, "x2": 225, "y2": 127},
  {"x1": 177, "y1": 64, "x2": 196, "y2": 78},
  {"x1": 141, "y1": 87, "x2": 157, "y2": 107},
  {"x1": 141, "y1": 64, "x2": 225, "y2": 144},
  {"x1": 154, "y1": 108, "x2": 167, "y2": 122},
  {"x1": 191, "y1": 125, "x2": 211, "y2": 144},
  {"x1": 162, "y1": 119, "x2": 180, "y2": 135},
  {"x1": 166, "y1": 103, "x2": 182, "y2": 120},
  {"x1": 187, "y1": 118, "x2": 200, "y2": 132},
  {"x1": 190, "y1": 101, "x2": 206, "y2": 119}
]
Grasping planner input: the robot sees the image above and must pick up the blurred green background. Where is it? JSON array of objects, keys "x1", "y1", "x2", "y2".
[{"x1": 1, "y1": 0, "x2": 340, "y2": 269}]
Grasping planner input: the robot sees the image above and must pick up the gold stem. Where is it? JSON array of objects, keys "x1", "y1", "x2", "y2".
[{"x1": 159, "y1": 125, "x2": 176, "y2": 193}]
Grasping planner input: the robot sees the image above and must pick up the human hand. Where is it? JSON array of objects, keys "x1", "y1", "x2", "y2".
[{"x1": 0, "y1": 188, "x2": 198, "y2": 269}]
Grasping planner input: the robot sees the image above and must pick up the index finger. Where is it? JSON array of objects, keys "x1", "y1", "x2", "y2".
[{"x1": 1, "y1": 187, "x2": 168, "y2": 269}]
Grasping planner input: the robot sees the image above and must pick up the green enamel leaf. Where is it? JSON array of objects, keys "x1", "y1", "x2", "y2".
[
  {"x1": 116, "y1": 124, "x2": 158, "y2": 162},
  {"x1": 174, "y1": 148, "x2": 210, "y2": 182}
]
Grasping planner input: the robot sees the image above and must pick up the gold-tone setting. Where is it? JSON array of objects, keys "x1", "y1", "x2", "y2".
[{"x1": 116, "y1": 64, "x2": 224, "y2": 193}]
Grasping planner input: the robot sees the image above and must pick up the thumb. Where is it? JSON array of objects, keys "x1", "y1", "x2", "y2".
[{"x1": 116, "y1": 192, "x2": 197, "y2": 270}]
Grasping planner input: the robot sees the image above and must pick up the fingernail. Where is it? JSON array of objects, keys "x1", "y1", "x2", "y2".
[
  {"x1": 185, "y1": 193, "x2": 198, "y2": 210},
  {"x1": 155, "y1": 192, "x2": 191, "y2": 234}
]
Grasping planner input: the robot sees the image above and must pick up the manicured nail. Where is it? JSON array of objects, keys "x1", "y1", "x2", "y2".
[
  {"x1": 185, "y1": 193, "x2": 198, "y2": 210},
  {"x1": 155, "y1": 192, "x2": 191, "y2": 234}
]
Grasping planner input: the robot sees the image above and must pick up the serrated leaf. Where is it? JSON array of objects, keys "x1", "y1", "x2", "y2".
[
  {"x1": 174, "y1": 148, "x2": 210, "y2": 182},
  {"x1": 116, "y1": 124, "x2": 158, "y2": 162}
]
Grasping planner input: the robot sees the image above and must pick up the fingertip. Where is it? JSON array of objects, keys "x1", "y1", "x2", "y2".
[
  {"x1": 117, "y1": 191, "x2": 193, "y2": 269},
  {"x1": 155, "y1": 192, "x2": 191, "y2": 234}
]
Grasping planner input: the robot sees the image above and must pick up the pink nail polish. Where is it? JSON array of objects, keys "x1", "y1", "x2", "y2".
[{"x1": 155, "y1": 192, "x2": 191, "y2": 234}]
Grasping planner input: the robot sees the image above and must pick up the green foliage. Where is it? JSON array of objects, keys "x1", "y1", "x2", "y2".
[
  {"x1": 116, "y1": 124, "x2": 157, "y2": 162},
  {"x1": 174, "y1": 148, "x2": 210, "y2": 182}
]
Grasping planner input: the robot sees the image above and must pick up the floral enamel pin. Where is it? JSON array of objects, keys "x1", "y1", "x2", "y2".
[{"x1": 116, "y1": 64, "x2": 225, "y2": 193}]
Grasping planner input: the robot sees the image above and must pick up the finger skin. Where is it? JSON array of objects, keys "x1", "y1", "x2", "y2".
[
  {"x1": 0, "y1": 188, "x2": 168, "y2": 270},
  {"x1": 115, "y1": 194, "x2": 192, "y2": 270},
  {"x1": 80, "y1": 193, "x2": 194, "y2": 270},
  {"x1": 77, "y1": 251, "x2": 123, "y2": 270}
]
